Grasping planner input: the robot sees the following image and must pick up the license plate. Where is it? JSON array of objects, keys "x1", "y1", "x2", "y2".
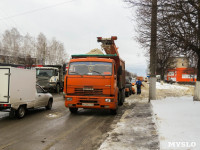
[
  {"x1": 83, "y1": 88, "x2": 93, "y2": 91},
  {"x1": 82, "y1": 103, "x2": 94, "y2": 106}
]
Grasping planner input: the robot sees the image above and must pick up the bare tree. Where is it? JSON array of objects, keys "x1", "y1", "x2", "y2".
[
  {"x1": 0, "y1": 28, "x2": 68, "y2": 66},
  {"x1": 2, "y1": 28, "x2": 21, "y2": 64},
  {"x1": 124, "y1": 0, "x2": 177, "y2": 81},
  {"x1": 125, "y1": 0, "x2": 200, "y2": 100},
  {"x1": 158, "y1": 0, "x2": 200, "y2": 100},
  {"x1": 21, "y1": 33, "x2": 36, "y2": 58},
  {"x1": 47, "y1": 38, "x2": 68, "y2": 65},
  {"x1": 36, "y1": 33, "x2": 47, "y2": 65}
]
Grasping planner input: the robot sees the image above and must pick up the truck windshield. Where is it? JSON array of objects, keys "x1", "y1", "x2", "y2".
[
  {"x1": 36, "y1": 69, "x2": 55, "y2": 77},
  {"x1": 68, "y1": 62, "x2": 112, "y2": 76}
]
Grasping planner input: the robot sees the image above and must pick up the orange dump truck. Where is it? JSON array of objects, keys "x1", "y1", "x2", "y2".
[{"x1": 64, "y1": 36, "x2": 125, "y2": 114}]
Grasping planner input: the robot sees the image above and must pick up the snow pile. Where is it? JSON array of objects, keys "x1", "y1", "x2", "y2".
[
  {"x1": 151, "y1": 96, "x2": 200, "y2": 150},
  {"x1": 156, "y1": 82, "x2": 189, "y2": 90}
]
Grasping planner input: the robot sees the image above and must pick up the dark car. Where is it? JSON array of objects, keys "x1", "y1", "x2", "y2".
[{"x1": 125, "y1": 78, "x2": 132, "y2": 97}]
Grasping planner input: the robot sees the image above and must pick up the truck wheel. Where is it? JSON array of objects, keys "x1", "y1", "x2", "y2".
[
  {"x1": 46, "y1": 99, "x2": 53, "y2": 110},
  {"x1": 16, "y1": 105, "x2": 26, "y2": 119},
  {"x1": 125, "y1": 92, "x2": 129, "y2": 97},
  {"x1": 56, "y1": 84, "x2": 60, "y2": 93},
  {"x1": 118, "y1": 90, "x2": 123, "y2": 106},
  {"x1": 69, "y1": 108, "x2": 78, "y2": 113},
  {"x1": 118, "y1": 90, "x2": 125, "y2": 106},
  {"x1": 110, "y1": 109, "x2": 117, "y2": 115},
  {"x1": 121, "y1": 89, "x2": 125, "y2": 104},
  {"x1": 129, "y1": 88, "x2": 132, "y2": 95}
]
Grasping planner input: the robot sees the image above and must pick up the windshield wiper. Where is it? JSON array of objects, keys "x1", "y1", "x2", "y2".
[
  {"x1": 90, "y1": 70, "x2": 101, "y2": 75},
  {"x1": 69, "y1": 71, "x2": 81, "y2": 75}
]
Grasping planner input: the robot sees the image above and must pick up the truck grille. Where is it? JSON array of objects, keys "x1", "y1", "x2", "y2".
[{"x1": 74, "y1": 88, "x2": 103, "y2": 95}]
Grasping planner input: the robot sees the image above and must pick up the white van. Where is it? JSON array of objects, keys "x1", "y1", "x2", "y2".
[{"x1": 0, "y1": 66, "x2": 53, "y2": 118}]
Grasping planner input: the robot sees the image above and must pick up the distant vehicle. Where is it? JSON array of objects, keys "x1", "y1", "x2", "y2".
[
  {"x1": 131, "y1": 83, "x2": 136, "y2": 94},
  {"x1": 0, "y1": 66, "x2": 53, "y2": 119},
  {"x1": 125, "y1": 78, "x2": 132, "y2": 97},
  {"x1": 35, "y1": 65, "x2": 66, "y2": 93},
  {"x1": 131, "y1": 78, "x2": 136, "y2": 84},
  {"x1": 156, "y1": 75, "x2": 161, "y2": 82},
  {"x1": 137, "y1": 76, "x2": 144, "y2": 81}
]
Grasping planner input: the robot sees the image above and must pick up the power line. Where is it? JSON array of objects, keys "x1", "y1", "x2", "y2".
[{"x1": 0, "y1": 0, "x2": 76, "y2": 21}]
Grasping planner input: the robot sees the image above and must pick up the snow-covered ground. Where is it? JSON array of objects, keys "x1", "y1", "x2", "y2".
[
  {"x1": 156, "y1": 82, "x2": 189, "y2": 90},
  {"x1": 151, "y1": 96, "x2": 200, "y2": 150},
  {"x1": 99, "y1": 82, "x2": 199, "y2": 150}
]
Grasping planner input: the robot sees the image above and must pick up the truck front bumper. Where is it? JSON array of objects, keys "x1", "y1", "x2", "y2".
[{"x1": 65, "y1": 95, "x2": 117, "y2": 109}]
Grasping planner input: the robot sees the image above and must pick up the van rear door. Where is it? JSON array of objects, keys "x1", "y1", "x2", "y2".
[{"x1": 0, "y1": 68, "x2": 10, "y2": 103}]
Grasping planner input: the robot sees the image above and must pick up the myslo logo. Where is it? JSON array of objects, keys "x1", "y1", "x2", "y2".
[{"x1": 168, "y1": 141, "x2": 196, "y2": 148}]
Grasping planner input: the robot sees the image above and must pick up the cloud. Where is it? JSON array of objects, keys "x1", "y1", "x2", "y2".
[{"x1": 0, "y1": 0, "x2": 148, "y2": 74}]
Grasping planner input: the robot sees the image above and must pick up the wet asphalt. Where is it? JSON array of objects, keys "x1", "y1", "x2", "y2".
[{"x1": 0, "y1": 94, "x2": 116, "y2": 150}]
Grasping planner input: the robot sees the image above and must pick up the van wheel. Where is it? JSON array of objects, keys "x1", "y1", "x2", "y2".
[
  {"x1": 110, "y1": 109, "x2": 117, "y2": 115},
  {"x1": 16, "y1": 105, "x2": 26, "y2": 119},
  {"x1": 46, "y1": 99, "x2": 53, "y2": 110},
  {"x1": 69, "y1": 108, "x2": 78, "y2": 113}
]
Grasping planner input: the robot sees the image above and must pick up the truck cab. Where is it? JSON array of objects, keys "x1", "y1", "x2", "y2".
[
  {"x1": 64, "y1": 36, "x2": 125, "y2": 115},
  {"x1": 65, "y1": 57, "x2": 119, "y2": 114},
  {"x1": 36, "y1": 65, "x2": 64, "y2": 93}
]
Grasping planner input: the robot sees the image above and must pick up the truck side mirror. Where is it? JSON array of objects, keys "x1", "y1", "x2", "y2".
[{"x1": 117, "y1": 66, "x2": 122, "y2": 75}]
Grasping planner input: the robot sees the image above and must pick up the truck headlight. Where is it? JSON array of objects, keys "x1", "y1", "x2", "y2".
[
  {"x1": 67, "y1": 97, "x2": 72, "y2": 101},
  {"x1": 105, "y1": 98, "x2": 111, "y2": 102}
]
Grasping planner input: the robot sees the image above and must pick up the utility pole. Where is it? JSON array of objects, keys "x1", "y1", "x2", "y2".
[
  {"x1": 194, "y1": 0, "x2": 200, "y2": 101},
  {"x1": 149, "y1": 0, "x2": 157, "y2": 102}
]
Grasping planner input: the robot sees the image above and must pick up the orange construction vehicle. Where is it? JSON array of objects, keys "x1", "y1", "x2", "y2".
[
  {"x1": 136, "y1": 76, "x2": 144, "y2": 81},
  {"x1": 64, "y1": 36, "x2": 125, "y2": 114}
]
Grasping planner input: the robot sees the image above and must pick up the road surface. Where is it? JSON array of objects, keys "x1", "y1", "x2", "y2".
[{"x1": 0, "y1": 94, "x2": 118, "y2": 150}]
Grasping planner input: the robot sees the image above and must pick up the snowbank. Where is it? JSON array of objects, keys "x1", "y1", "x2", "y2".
[
  {"x1": 151, "y1": 96, "x2": 200, "y2": 150},
  {"x1": 156, "y1": 82, "x2": 189, "y2": 90}
]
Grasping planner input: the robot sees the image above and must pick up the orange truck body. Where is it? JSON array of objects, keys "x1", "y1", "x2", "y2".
[
  {"x1": 137, "y1": 76, "x2": 144, "y2": 81},
  {"x1": 64, "y1": 36, "x2": 125, "y2": 114},
  {"x1": 166, "y1": 68, "x2": 197, "y2": 82}
]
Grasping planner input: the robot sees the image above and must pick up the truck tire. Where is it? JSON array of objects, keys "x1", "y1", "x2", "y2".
[
  {"x1": 110, "y1": 109, "x2": 117, "y2": 115},
  {"x1": 125, "y1": 92, "x2": 129, "y2": 97},
  {"x1": 118, "y1": 89, "x2": 125, "y2": 106},
  {"x1": 16, "y1": 105, "x2": 26, "y2": 119},
  {"x1": 118, "y1": 92, "x2": 122, "y2": 106},
  {"x1": 56, "y1": 84, "x2": 60, "y2": 93},
  {"x1": 46, "y1": 99, "x2": 53, "y2": 110},
  {"x1": 69, "y1": 108, "x2": 78, "y2": 113},
  {"x1": 129, "y1": 88, "x2": 132, "y2": 95},
  {"x1": 121, "y1": 89, "x2": 125, "y2": 104}
]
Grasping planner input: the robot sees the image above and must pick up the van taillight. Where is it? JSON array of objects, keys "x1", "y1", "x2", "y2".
[{"x1": 0, "y1": 104, "x2": 11, "y2": 107}]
